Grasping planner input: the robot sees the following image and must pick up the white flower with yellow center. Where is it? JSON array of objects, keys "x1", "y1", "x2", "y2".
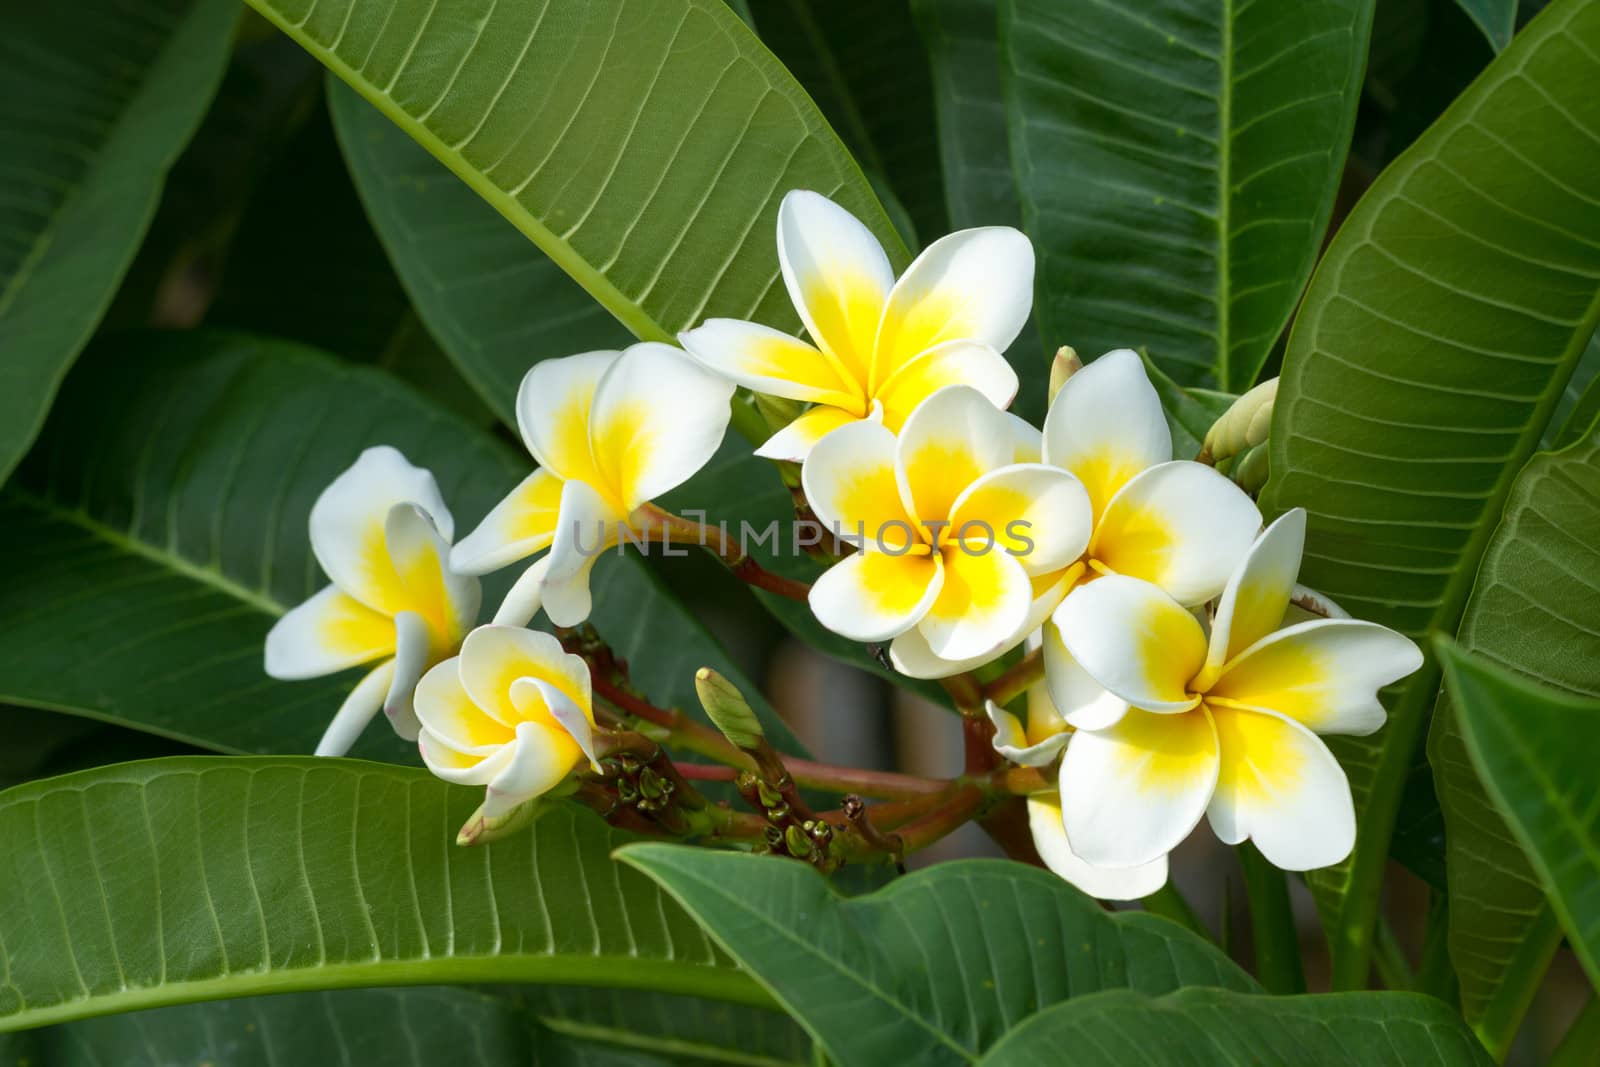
[
  {"x1": 415, "y1": 625, "x2": 599, "y2": 823},
  {"x1": 265, "y1": 447, "x2": 481, "y2": 757},
  {"x1": 892, "y1": 348, "x2": 1262, "y2": 680},
  {"x1": 1049, "y1": 509, "x2": 1423, "y2": 873},
  {"x1": 678, "y1": 190, "x2": 1031, "y2": 461},
  {"x1": 802, "y1": 385, "x2": 1092, "y2": 662},
  {"x1": 450, "y1": 344, "x2": 734, "y2": 627}
]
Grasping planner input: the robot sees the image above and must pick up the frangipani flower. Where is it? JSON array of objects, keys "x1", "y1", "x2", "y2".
[
  {"x1": 416, "y1": 625, "x2": 599, "y2": 825},
  {"x1": 450, "y1": 344, "x2": 734, "y2": 627},
  {"x1": 986, "y1": 635, "x2": 1165, "y2": 901},
  {"x1": 803, "y1": 385, "x2": 1092, "y2": 662},
  {"x1": 678, "y1": 190, "x2": 1031, "y2": 461},
  {"x1": 1050, "y1": 509, "x2": 1423, "y2": 872},
  {"x1": 893, "y1": 348, "x2": 1261, "y2": 680},
  {"x1": 265, "y1": 447, "x2": 481, "y2": 757}
]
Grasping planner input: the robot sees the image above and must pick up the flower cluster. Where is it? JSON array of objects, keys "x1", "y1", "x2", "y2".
[{"x1": 267, "y1": 190, "x2": 1420, "y2": 892}]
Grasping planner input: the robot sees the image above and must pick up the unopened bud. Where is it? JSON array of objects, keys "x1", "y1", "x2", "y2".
[
  {"x1": 1232, "y1": 442, "x2": 1270, "y2": 494},
  {"x1": 695, "y1": 667, "x2": 766, "y2": 751},
  {"x1": 638, "y1": 766, "x2": 667, "y2": 800},
  {"x1": 784, "y1": 824, "x2": 814, "y2": 857},
  {"x1": 1202, "y1": 378, "x2": 1277, "y2": 463},
  {"x1": 1047, "y1": 346, "x2": 1082, "y2": 403},
  {"x1": 456, "y1": 795, "x2": 543, "y2": 847}
]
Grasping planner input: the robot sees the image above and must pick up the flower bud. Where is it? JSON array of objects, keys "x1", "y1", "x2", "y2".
[
  {"x1": 1202, "y1": 378, "x2": 1277, "y2": 463},
  {"x1": 1047, "y1": 346, "x2": 1082, "y2": 403},
  {"x1": 784, "y1": 824, "x2": 814, "y2": 857},
  {"x1": 1232, "y1": 442, "x2": 1270, "y2": 494},
  {"x1": 695, "y1": 667, "x2": 766, "y2": 750},
  {"x1": 456, "y1": 795, "x2": 543, "y2": 847}
]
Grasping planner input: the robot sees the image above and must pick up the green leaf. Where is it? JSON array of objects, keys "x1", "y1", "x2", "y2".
[
  {"x1": 618, "y1": 847, "x2": 1257, "y2": 1067},
  {"x1": 1258, "y1": 0, "x2": 1600, "y2": 988},
  {"x1": 1454, "y1": 0, "x2": 1518, "y2": 50},
  {"x1": 0, "y1": 758, "x2": 766, "y2": 1033},
  {"x1": 749, "y1": 0, "x2": 947, "y2": 242},
  {"x1": 244, "y1": 0, "x2": 906, "y2": 348},
  {"x1": 1426, "y1": 422, "x2": 1600, "y2": 1040},
  {"x1": 1001, "y1": 0, "x2": 1373, "y2": 391},
  {"x1": 1548, "y1": 325, "x2": 1600, "y2": 448},
  {"x1": 0, "y1": 986, "x2": 813, "y2": 1066},
  {"x1": 0, "y1": 0, "x2": 239, "y2": 482},
  {"x1": 1438, "y1": 644, "x2": 1600, "y2": 997},
  {"x1": 912, "y1": 0, "x2": 1019, "y2": 230},
  {"x1": 328, "y1": 79, "x2": 631, "y2": 426},
  {"x1": 0, "y1": 330, "x2": 804, "y2": 760},
  {"x1": 0, "y1": 988, "x2": 541, "y2": 1066},
  {"x1": 975, "y1": 987, "x2": 1493, "y2": 1066},
  {"x1": 1138, "y1": 352, "x2": 1236, "y2": 460}
]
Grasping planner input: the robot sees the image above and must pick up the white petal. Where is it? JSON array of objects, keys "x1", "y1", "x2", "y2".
[
  {"x1": 513, "y1": 676, "x2": 600, "y2": 773},
  {"x1": 917, "y1": 544, "x2": 1033, "y2": 662},
  {"x1": 542, "y1": 478, "x2": 625, "y2": 627},
  {"x1": 308, "y1": 446, "x2": 453, "y2": 613},
  {"x1": 871, "y1": 226, "x2": 1034, "y2": 391},
  {"x1": 808, "y1": 550, "x2": 944, "y2": 643},
  {"x1": 776, "y1": 189, "x2": 894, "y2": 386},
  {"x1": 1042, "y1": 620, "x2": 1129, "y2": 731},
  {"x1": 986, "y1": 700, "x2": 1069, "y2": 767},
  {"x1": 875, "y1": 340, "x2": 1019, "y2": 433},
  {"x1": 895, "y1": 384, "x2": 1014, "y2": 527},
  {"x1": 313, "y1": 658, "x2": 397, "y2": 757},
  {"x1": 949, "y1": 462, "x2": 1092, "y2": 576},
  {"x1": 458, "y1": 624, "x2": 592, "y2": 729},
  {"x1": 380, "y1": 610, "x2": 432, "y2": 742},
  {"x1": 449, "y1": 469, "x2": 564, "y2": 576},
  {"x1": 1054, "y1": 575, "x2": 1205, "y2": 712},
  {"x1": 1208, "y1": 619, "x2": 1423, "y2": 736},
  {"x1": 384, "y1": 503, "x2": 481, "y2": 647},
  {"x1": 515, "y1": 350, "x2": 617, "y2": 485},
  {"x1": 1042, "y1": 348, "x2": 1171, "y2": 521},
  {"x1": 492, "y1": 555, "x2": 550, "y2": 627},
  {"x1": 1200, "y1": 508, "x2": 1305, "y2": 685},
  {"x1": 754, "y1": 402, "x2": 874, "y2": 462},
  {"x1": 1009, "y1": 412, "x2": 1043, "y2": 464},
  {"x1": 1092, "y1": 461, "x2": 1262, "y2": 606},
  {"x1": 677, "y1": 318, "x2": 862, "y2": 410},
  {"x1": 801, "y1": 418, "x2": 918, "y2": 550},
  {"x1": 886, "y1": 566, "x2": 1071, "y2": 679},
  {"x1": 414, "y1": 655, "x2": 515, "y2": 754},
  {"x1": 265, "y1": 585, "x2": 394, "y2": 680},
  {"x1": 589, "y1": 342, "x2": 736, "y2": 511},
  {"x1": 1059, "y1": 707, "x2": 1219, "y2": 868},
  {"x1": 1206, "y1": 705, "x2": 1356, "y2": 870},
  {"x1": 1029, "y1": 792, "x2": 1169, "y2": 900},
  {"x1": 483, "y1": 720, "x2": 586, "y2": 816}
]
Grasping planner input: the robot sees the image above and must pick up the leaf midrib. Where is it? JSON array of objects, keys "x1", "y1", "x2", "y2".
[{"x1": 6, "y1": 487, "x2": 285, "y2": 616}]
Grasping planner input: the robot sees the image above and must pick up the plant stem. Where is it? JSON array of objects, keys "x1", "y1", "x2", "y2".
[
  {"x1": 634, "y1": 504, "x2": 812, "y2": 602},
  {"x1": 1472, "y1": 904, "x2": 1563, "y2": 1063},
  {"x1": 1413, "y1": 891, "x2": 1459, "y2": 1004},
  {"x1": 1550, "y1": 993, "x2": 1600, "y2": 1067},
  {"x1": 1373, "y1": 916, "x2": 1413, "y2": 992},
  {"x1": 1238, "y1": 844, "x2": 1306, "y2": 994},
  {"x1": 983, "y1": 647, "x2": 1044, "y2": 707},
  {"x1": 1143, "y1": 883, "x2": 1213, "y2": 944},
  {"x1": 891, "y1": 785, "x2": 986, "y2": 853}
]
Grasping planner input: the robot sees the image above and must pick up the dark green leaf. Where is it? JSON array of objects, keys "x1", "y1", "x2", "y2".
[
  {"x1": 0, "y1": 758, "x2": 765, "y2": 1033},
  {"x1": 244, "y1": 0, "x2": 905, "y2": 349},
  {"x1": 1427, "y1": 421, "x2": 1600, "y2": 1028},
  {"x1": 0, "y1": 0, "x2": 238, "y2": 482},
  {"x1": 1454, "y1": 0, "x2": 1518, "y2": 49},
  {"x1": 1002, "y1": 0, "x2": 1373, "y2": 391},
  {"x1": 1138, "y1": 352, "x2": 1236, "y2": 460},
  {"x1": 619, "y1": 847, "x2": 1256, "y2": 1067},
  {"x1": 1259, "y1": 0, "x2": 1600, "y2": 986},
  {"x1": 1438, "y1": 644, "x2": 1600, "y2": 996},
  {"x1": 976, "y1": 987, "x2": 1493, "y2": 1066},
  {"x1": 749, "y1": 0, "x2": 947, "y2": 242},
  {"x1": 0, "y1": 331, "x2": 804, "y2": 760}
]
